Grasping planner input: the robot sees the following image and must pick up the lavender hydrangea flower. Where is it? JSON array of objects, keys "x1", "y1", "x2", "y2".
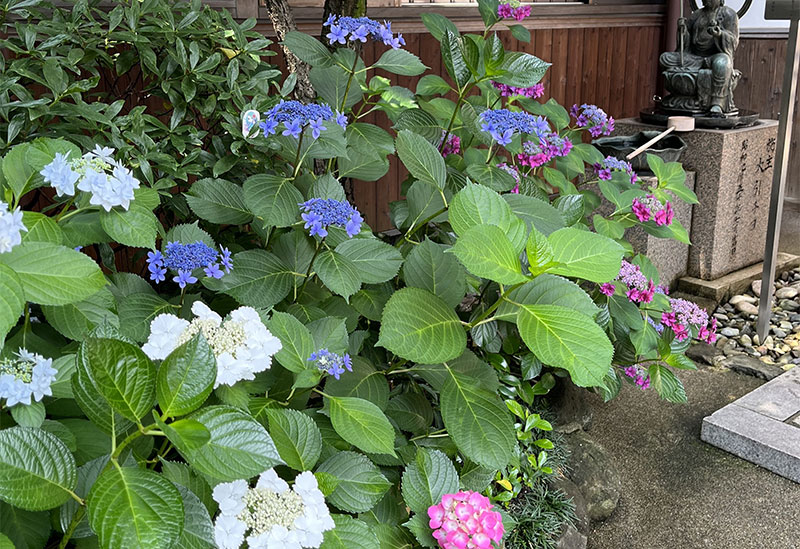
[
  {"x1": 324, "y1": 15, "x2": 405, "y2": 49},
  {"x1": 146, "y1": 241, "x2": 232, "y2": 287},
  {"x1": 570, "y1": 104, "x2": 615, "y2": 137},
  {"x1": 0, "y1": 201, "x2": 27, "y2": 254},
  {"x1": 299, "y1": 198, "x2": 363, "y2": 238},
  {"x1": 594, "y1": 156, "x2": 637, "y2": 184},
  {"x1": 308, "y1": 349, "x2": 353, "y2": 380}
]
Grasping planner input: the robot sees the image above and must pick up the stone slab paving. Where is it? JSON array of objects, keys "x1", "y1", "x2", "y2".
[{"x1": 701, "y1": 366, "x2": 800, "y2": 483}]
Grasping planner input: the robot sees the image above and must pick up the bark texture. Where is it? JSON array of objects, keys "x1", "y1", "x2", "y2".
[{"x1": 262, "y1": 0, "x2": 316, "y2": 103}]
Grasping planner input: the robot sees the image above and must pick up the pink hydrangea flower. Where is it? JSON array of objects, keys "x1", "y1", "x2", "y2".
[
  {"x1": 428, "y1": 491, "x2": 504, "y2": 549},
  {"x1": 441, "y1": 133, "x2": 461, "y2": 158},
  {"x1": 599, "y1": 282, "x2": 616, "y2": 296},
  {"x1": 653, "y1": 202, "x2": 674, "y2": 226},
  {"x1": 622, "y1": 364, "x2": 650, "y2": 390},
  {"x1": 632, "y1": 198, "x2": 651, "y2": 222}
]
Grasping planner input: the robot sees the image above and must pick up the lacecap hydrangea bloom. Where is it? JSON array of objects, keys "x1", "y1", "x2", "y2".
[
  {"x1": 615, "y1": 260, "x2": 656, "y2": 304},
  {"x1": 260, "y1": 100, "x2": 346, "y2": 140},
  {"x1": 324, "y1": 15, "x2": 405, "y2": 49},
  {"x1": 308, "y1": 349, "x2": 352, "y2": 380},
  {"x1": 146, "y1": 241, "x2": 232, "y2": 288},
  {"x1": 516, "y1": 133, "x2": 573, "y2": 168},
  {"x1": 428, "y1": 490, "x2": 504, "y2": 549},
  {"x1": 39, "y1": 145, "x2": 140, "y2": 211},
  {"x1": 632, "y1": 195, "x2": 674, "y2": 226},
  {"x1": 0, "y1": 200, "x2": 27, "y2": 254},
  {"x1": 594, "y1": 156, "x2": 638, "y2": 184},
  {"x1": 142, "y1": 302, "x2": 282, "y2": 388},
  {"x1": 570, "y1": 104, "x2": 615, "y2": 137},
  {"x1": 300, "y1": 198, "x2": 363, "y2": 238},
  {"x1": 661, "y1": 297, "x2": 716, "y2": 343},
  {"x1": 212, "y1": 469, "x2": 334, "y2": 549},
  {"x1": 440, "y1": 131, "x2": 461, "y2": 158},
  {"x1": 0, "y1": 349, "x2": 57, "y2": 407},
  {"x1": 480, "y1": 109, "x2": 549, "y2": 146}
]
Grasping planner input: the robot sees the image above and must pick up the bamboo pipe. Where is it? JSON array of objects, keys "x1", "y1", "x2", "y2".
[{"x1": 626, "y1": 116, "x2": 695, "y2": 161}]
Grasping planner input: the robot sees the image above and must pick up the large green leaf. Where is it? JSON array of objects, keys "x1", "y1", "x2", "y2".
[
  {"x1": 378, "y1": 287, "x2": 466, "y2": 364},
  {"x1": 450, "y1": 224, "x2": 528, "y2": 284},
  {"x1": 315, "y1": 249, "x2": 361, "y2": 300},
  {"x1": 243, "y1": 174, "x2": 303, "y2": 228},
  {"x1": 157, "y1": 334, "x2": 216, "y2": 417},
  {"x1": 401, "y1": 449, "x2": 459, "y2": 516},
  {"x1": 0, "y1": 242, "x2": 106, "y2": 305},
  {"x1": 0, "y1": 263, "x2": 24, "y2": 343},
  {"x1": 496, "y1": 274, "x2": 598, "y2": 321},
  {"x1": 42, "y1": 287, "x2": 118, "y2": 341},
  {"x1": 0, "y1": 501, "x2": 49, "y2": 549},
  {"x1": 449, "y1": 183, "x2": 514, "y2": 236},
  {"x1": 464, "y1": 165, "x2": 516, "y2": 192},
  {"x1": 21, "y1": 212, "x2": 62, "y2": 244},
  {"x1": 174, "y1": 485, "x2": 215, "y2": 549},
  {"x1": 335, "y1": 238, "x2": 403, "y2": 284},
  {"x1": 338, "y1": 147, "x2": 390, "y2": 181},
  {"x1": 72, "y1": 348, "x2": 134, "y2": 435},
  {"x1": 547, "y1": 227, "x2": 624, "y2": 283},
  {"x1": 59, "y1": 456, "x2": 106, "y2": 540},
  {"x1": 283, "y1": 31, "x2": 335, "y2": 67},
  {"x1": 495, "y1": 52, "x2": 550, "y2": 87},
  {"x1": 99, "y1": 204, "x2": 159, "y2": 249},
  {"x1": 386, "y1": 393, "x2": 434, "y2": 434},
  {"x1": 317, "y1": 451, "x2": 391, "y2": 513},
  {"x1": 83, "y1": 338, "x2": 156, "y2": 422},
  {"x1": 180, "y1": 406, "x2": 282, "y2": 482},
  {"x1": 185, "y1": 178, "x2": 252, "y2": 225},
  {"x1": 310, "y1": 64, "x2": 363, "y2": 110},
  {"x1": 211, "y1": 249, "x2": 293, "y2": 309},
  {"x1": 517, "y1": 304, "x2": 613, "y2": 387},
  {"x1": 325, "y1": 357, "x2": 389, "y2": 410},
  {"x1": 87, "y1": 466, "x2": 183, "y2": 549},
  {"x1": 503, "y1": 194, "x2": 565, "y2": 236},
  {"x1": 374, "y1": 49, "x2": 427, "y2": 76},
  {"x1": 118, "y1": 293, "x2": 174, "y2": 343},
  {"x1": 440, "y1": 367, "x2": 515, "y2": 469},
  {"x1": 402, "y1": 239, "x2": 466, "y2": 309},
  {"x1": 0, "y1": 427, "x2": 77, "y2": 511},
  {"x1": 396, "y1": 130, "x2": 446, "y2": 189},
  {"x1": 321, "y1": 515, "x2": 380, "y2": 549},
  {"x1": 267, "y1": 311, "x2": 315, "y2": 373},
  {"x1": 441, "y1": 30, "x2": 471, "y2": 88},
  {"x1": 393, "y1": 108, "x2": 442, "y2": 144},
  {"x1": 266, "y1": 408, "x2": 323, "y2": 471},
  {"x1": 329, "y1": 396, "x2": 396, "y2": 456}
]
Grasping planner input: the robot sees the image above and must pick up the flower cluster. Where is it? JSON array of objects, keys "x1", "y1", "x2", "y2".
[
  {"x1": 594, "y1": 156, "x2": 638, "y2": 184},
  {"x1": 142, "y1": 302, "x2": 282, "y2": 387},
  {"x1": 632, "y1": 195, "x2": 674, "y2": 226},
  {"x1": 497, "y1": 0, "x2": 531, "y2": 21},
  {"x1": 40, "y1": 145, "x2": 140, "y2": 211},
  {"x1": 260, "y1": 100, "x2": 346, "y2": 140},
  {"x1": 0, "y1": 201, "x2": 26, "y2": 254},
  {"x1": 491, "y1": 81, "x2": 544, "y2": 99},
  {"x1": 617, "y1": 260, "x2": 655, "y2": 304},
  {"x1": 570, "y1": 104, "x2": 615, "y2": 137},
  {"x1": 324, "y1": 15, "x2": 405, "y2": 49},
  {"x1": 441, "y1": 132, "x2": 461, "y2": 158},
  {"x1": 213, "y1": 469, "x2": 334, "y2": 549},
  {"x1": 599, "y1": 282, "x2": 616, "y2": 297},
  {"x1": 623, "y1": 365, "x2": 650, "y2": 390},
  {"x1": 516, "y1": 133, "x2": 573, "y2": 168},
  {"x1": 0, "y1": 349, "x2": 57, "y2": 407},
  {"x1": 308, "y1": 349, "x2": 352, "y2": 380},
  {"x1": 428, "y1": 491, "x2": 504, "y2": 549},
  {"x1": 300, "y1": 198, "x2": 363, "y2": 238},
  {"x1": 497, "y1": 162, "x2": 521, "y2": 193},
  {"x1": 480, "y1": 109, "x2": 549, "y2": 146},
  {"x1": 146, "y1": 241, "x2": 232, "y2": 288},
  {"x1": 661, "y1": 298, "x2": 716, "y2": 343}
]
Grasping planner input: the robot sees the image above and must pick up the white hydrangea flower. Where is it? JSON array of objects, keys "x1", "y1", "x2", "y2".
[
  {"x1": 0, "y1": 349, "x2": 57, "y2": 407},
  {"x1": 212, "y1": 469, "x2": 333, "y2": 549},
  {"x1": 40, "y1": 152, "x2": 80, "y2": 197},
  {"x1": 141, "y1": 302, "x2": 281, "y2": 388},
  {"x1": 84, "y1": 145, "x2": 116, "y2": 164},
  {"x1": 0, "y1": 201, "x2": 27, "y2": 254}
]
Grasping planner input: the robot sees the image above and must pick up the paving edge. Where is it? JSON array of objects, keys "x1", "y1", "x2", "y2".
[{"x1": 700, "y1": 368, "x2": 800, "y2": 484}]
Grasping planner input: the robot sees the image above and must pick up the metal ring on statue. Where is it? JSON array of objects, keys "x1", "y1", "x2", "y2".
[{"x1": 688, "y1": 0, "x2": 753, "y2": 19}]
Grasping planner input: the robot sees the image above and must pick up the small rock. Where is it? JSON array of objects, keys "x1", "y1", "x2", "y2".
[
  {"x1": 776, "y1": 287, "x2": 799, "y2": 300},
  {"x1": 720, "y1": 327, "x2": 740, "y2": 338},
  {"x1": 713, "y1": 313, "x2": 729, "y2": 322},
  {"x1": 753, "y1": 334, "x2": 760, "y2": 345},
  {"x1": 774, "y1": 329, "x2": 787, "y2": 339},
  {"x1": 565, "y1": 432, "x2": 621, "y2": 522},
  {"x1": 556, "y1": 525, "x2": 588, "y2": 549},
  {"x1": 686, "y1": 342, "x2": 718, "y2": 366},
  {"x1": 729, "y1": 294, "x2": 757, "y2": 305},
  {"x1": 735, "y1": 302, "x2": 759, "y2": 315},
  {"x1": 724, "y1": 354, "x2": 784, "y2": 380},
  {"x1": 715, "y1": 336, "x2": 729, "y2": 349},
  {"x1": 752, "y1": 280, "x2": 762, "y2": 297},
  {"x1": 764, "y1": 336, "x2": 774, "y2": 346},
  {"x1": 779, "y1": 321, "x2": 793, "y2": 330},
  {"x1": 760, "y1": 356, "x2": 776, "y2": 364},
  {"x1": 739, "y1": 334, "x2": 752, "y2": 346},
  {"x1": 781, "y1": 300, "x2": 799, "y2": 311}
]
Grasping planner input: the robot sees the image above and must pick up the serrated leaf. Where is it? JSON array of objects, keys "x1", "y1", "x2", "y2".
[
  {"x1": 547, "y1": 227, "x2": 624, "y2": 283},
  {"x1": 316, "y1": 451, "x2": 391, "y2": 513},
  {"x1": 386, "y1": 392, "x2": 434, "y2": 433},
  {"x1": 174, "y1": 485, "x2": 215, "y2": 549},
  {"x1": 42, "y1": 287, "x2": 118, "y2": 341},
  {"x1": 503, "y1": 194, "x2": 565, "y2": 236},
  {"x1": 185, "y1": 178, "x2": 252, "y2": 225},
  {"x1": 401, "y1": 449, "x2": 459, "y2": 515},
  {"x1": 118, "y1": 293, "x2": 174, "y2": 343},
  {"x1": 283, "y1": 31, "x2": 334, "y2": 67},
  {"x1": 9, "y1": 402, "x2": 44, "y2": 428},
  {"x1": 0, "y1": 427, "x2": 77, "y2": 511},
  {"x1": 374, "y1": 49, "x2": 427, "y2": 76},
  {"x1": 315, "y1": 249, "x2": 361, "y2": 300},
  {"x1": 21, "y1": 212, "x2": 62, "y2": 244},
  {"x1": 99, "y1": 204, "x2": 159, "y2": 249},
  {"x1": 393, "y1": 109, "x2": 441, "y2": 143},
  {"x1": 243, "y1": 174, "x2": 303, "y2": 228},
  {"x1": 450, "y1": 224, "x2": 528, "y2": 284},
  {"x1": 0, "y1": 501, "x2": 49, "y2": 549},
  {"x1": 325, "y1": 357, "x2": 389, "y2": 410},
  {"x1": 157, "y1": 334, "x2": 216, "y2": 417},
  {"x1": 378, "y1": 287, "x2": 466, "y2": 364},
  {"x1": 267, "y1": 311, "x2": 315, "y2": 373},
  {"x1": 449, "y1": 183, "x2": 515, "y2": 236},
  {"x1": 396, "y1": 130, "x2": 446, "y2": 189},
  {"x1": 0, "y1": 263, "x2": 24, "y2": 343},
  {"x1": 211, "y1": 249, "x2": 293, "y2": 309},
  {"x1": 265, "y1": 408, "x2": 322, "y2": 471},
  {"x1": 402, "y1": 239, "x2": 466, "y2": 308},
  {"x1": 321, "y1": 515, "x2": 380, "y2": 549},
  {"x1": 329, "y1": 396, "x2": 396, "y2": 456},
  {"x1": 648, "y1": 365, "x2": 688, "y2": 403},
  {"x1": 335, "y1": 238, "x2": 403, "y2": 285},
  {"x1": 496, "y1": 274, "x2": 598, "y2": 321},
  {"x1": 464, "y1": 165, "x2": 516, "y2": 192},
  {"x1": 87, "y1": 466, "x2": 183, "y2": 549}
]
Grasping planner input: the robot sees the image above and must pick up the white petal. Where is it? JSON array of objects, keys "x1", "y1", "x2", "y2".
[{"x1": 256, "y1": 469, "x2": 289, "y2": 493}]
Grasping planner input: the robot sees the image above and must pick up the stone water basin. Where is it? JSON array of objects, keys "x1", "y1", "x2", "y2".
[{"x1": 593, "y1": 131, "x2": 688, "y2": 172}]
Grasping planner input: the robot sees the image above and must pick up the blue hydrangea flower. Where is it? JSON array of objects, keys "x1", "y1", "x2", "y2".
[
  {"x1": 480, "y1": 109, "x2": 550, "y2": 145},
  {"x1": 260, "y1": 100, "x2": 342, "y2": 141},
  {"x1": 323, "y1": 15, "x2": 405, "y2": 49},
  {"x1": 299, "y1": 198, "x2": 363, "y2": 238},
  {"x1": 308, "y1": 349, "x2": 353, "y2": 380},
  {"x1": 146, "y1": 241, "x2": 232, "y2": 287}
]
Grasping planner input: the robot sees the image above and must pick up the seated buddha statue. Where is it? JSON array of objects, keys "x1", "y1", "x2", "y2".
[{"x1": 659, "y1": 0, "x2": 740, "y2": 117}]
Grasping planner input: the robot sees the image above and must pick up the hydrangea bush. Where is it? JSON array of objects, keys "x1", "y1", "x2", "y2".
[{"x1": 0, "y1": 0, "x2": 708, "y2": 547}]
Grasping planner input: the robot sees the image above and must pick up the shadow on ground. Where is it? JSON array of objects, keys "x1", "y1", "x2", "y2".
[{"x1": 587, "y1": 365, "x2": 800, "y2": 549}]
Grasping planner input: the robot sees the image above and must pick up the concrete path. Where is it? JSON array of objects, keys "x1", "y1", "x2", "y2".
[{"x1": 587, "y1": 365, "x2": 800, "y2": 549}]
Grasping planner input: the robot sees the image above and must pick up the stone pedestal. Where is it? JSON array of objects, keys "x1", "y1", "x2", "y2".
[{"x1": 615, "y1": 118, "x2": 779, "y2": 281}]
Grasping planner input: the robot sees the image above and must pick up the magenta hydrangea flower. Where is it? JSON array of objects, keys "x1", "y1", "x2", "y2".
[
  {"x1": 615, "y1": 260, "x2": 655, "y2": 304},
  {"x1": 570, "y1": 104, "x2": 614, "y2": 137},
  {"x1": 497, "y1": 1, "x2": 531, "y2": 21},
  {"x1": 441, "y1": 132, "x2": 461, "y2": 158},
  {"x1": 599, "y1": 282, "x2": 616, "y2": 296},
  {"x1": 632, "y1": 198, "x2": 651, "y2": 222},
  {"x1": 661, "y1": 297, "x2": 715, "y2": 343},
  {"x1": 623, "y1": 364, "x2": 650, "y2": 390},
  {"x1": 428, "y1": 491, "x2": 504, "y2": 549},
  {"x1": 593, "y1": 156, "x2": 637, "y2": 184},
  {"x1": 517, "y1": 133, "x2": 572, "y2": 169},
  {"x1": 631, "y1": 195, "x2": 674, "y2": 226},
  {"x1": 491, "y1": 81, "x2": 544, "y2": 99}
]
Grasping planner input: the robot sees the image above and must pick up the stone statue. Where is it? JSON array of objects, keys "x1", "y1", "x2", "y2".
[{"x1": 659, "y1": 0, "x2": 740, "y2": 117}]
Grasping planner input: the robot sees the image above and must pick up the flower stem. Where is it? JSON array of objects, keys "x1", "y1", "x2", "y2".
[
  {"x1": 340, "y1": 51, "x2": 360, "y2": 113},
  {"x1": 292, "y1": 131, "x2": 306, "y2": 178},
  {"x1": 297, "y1": 239, "x2": 322, "y2": 300},
  {"x1": 468, "y1": 281, "x2": 527, "y2": 329},
  {"x1": 59, "y1": 507, "x2": 86, "y2": 549},
  {"x1": 54, "y1": 197, "x2": 76, "y2": 222}
]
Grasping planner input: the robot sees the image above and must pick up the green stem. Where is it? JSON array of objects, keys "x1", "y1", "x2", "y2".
[
  {"x1": 56, "y1": 208, "x2": 83, "y2": 223},
  {"x1": 401, "y1": 206, "x2": 448, "y2": 246},
  {"x1": 340, "y1": 51, "x2": 360, "y2": 113},
  {"x1": 468, "y1": 281, "x2": 527, "y2": 328},
  {"x1": 59, "y1": 506, "x2": 86, "y2": 549},
  {"x1": 292, "y1": 132, "x2": 306, "y2": 178},
  {"x1": 22, "y1": 303, "x2": 29, "y2": 348},
  {"x1": 297, "y1": 239, "x2": 322, "y2": 299},
  {"x1": 410, "y1": 428, "x2": 447, "y2": 442}
]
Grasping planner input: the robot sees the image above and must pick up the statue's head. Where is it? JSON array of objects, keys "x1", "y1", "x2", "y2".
[{"x1": 702, "y1": 0, "x2": 723, "y2": 8}]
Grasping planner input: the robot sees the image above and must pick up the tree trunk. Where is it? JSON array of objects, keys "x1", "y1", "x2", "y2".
[{"x1": 262, "y1": 0, "x2": 316, "y2": 103}]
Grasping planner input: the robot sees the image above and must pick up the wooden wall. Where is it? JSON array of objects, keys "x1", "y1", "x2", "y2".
[
  {"x1": 264, "y1": 9, "x2": 665, "y2": 230},
  {"x1": 734, "y1": 34, "x2": 800, "y2": 208}
]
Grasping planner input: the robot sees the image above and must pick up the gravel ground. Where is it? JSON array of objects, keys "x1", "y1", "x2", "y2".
[{"x1": 587, "y1": 366, "x2": 800, "y2": 549}]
